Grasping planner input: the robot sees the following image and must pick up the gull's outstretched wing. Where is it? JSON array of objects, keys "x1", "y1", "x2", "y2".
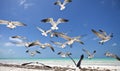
[
  {"x1": 92, "y1": 29, "x2": 105, "y2": 39},
  {"x1": 82, "y1": 48, "x2": 91, "y2": 56},
  {"x1": 54, "y1": 0, "x2": 62, "y2": 6},
  {"x1": 21, "y1": 62, "x2": 33, "y2": 66},
  {"x1": 99, "y1": 29, "x2": 107, "y2": 36},
  {"x1": 77, "y1": 54, "x2": 84, "y2": 68},
  {"x1": 11, "y1": 21, "x2": 26, "y2": 26},
  {"x1": 41, "y1": 18, "x2": 54, "y2": 25},
  {"x1": 36, "y1": 26, "x2": 45, "y2": 33},
  {"x1": 0, "y1": 20, "x2": 9, "y2": 25},
  {"x1": 63, "y1": 0, "x2": 72, "y2": 6},
  {"x1": 56, "y1": 18, "x2": 68, "y2": 25}
]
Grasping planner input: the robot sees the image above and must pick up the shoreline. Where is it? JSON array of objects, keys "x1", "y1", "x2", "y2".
[{"x1": 0, "y1": 63, "x2": 119, "y2": 71}]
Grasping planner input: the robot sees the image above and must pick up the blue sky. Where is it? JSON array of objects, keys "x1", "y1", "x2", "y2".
[{"x1": 0, "y1": 0, "x2": 120, "y2": 59}]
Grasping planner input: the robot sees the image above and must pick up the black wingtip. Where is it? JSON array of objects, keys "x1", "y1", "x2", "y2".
[{"x1": 93, "y1": 50, "x2": 96, "y2": 53}]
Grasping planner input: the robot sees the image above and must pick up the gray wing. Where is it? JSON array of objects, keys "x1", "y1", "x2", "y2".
[
  {"x1": 50, "y1": 40, "x2": 62, "y2": 45},
  {"x1": 48, "y1": 44, "x2": 55, "y2": 52},
  {"x1": 99, "y1": 29, "x2": 107, "y2": 36},
  {"x1": 56, "y1": 18, "x2": 68, "y2": 25},
  {"x1": 55, "y1": 32, "x2": 72, "y2": 40},
  {"x1": 21, "y1": 62, "x2": 33, "y2": 66},
  {"x1": 54, "y1": 0, "x2": 62, "y2": 6},
  {"x1": 92, "y1": 29, "x2": 106, "y2": 39},
  {"x1": 63, "y1": 0, "x2": 72, "y2": 6},
  {"x1": 11, "y1": 21, "x2": 26, "y2": 26},
  {"x1": 41, "y1": 18, "x2": 54, "y2": 23},
  {"x1": 0, "y1": 20, "x2": 9, "y2": 25},
  {"x1": 82, "y1": 48, "x2": 91, "y2": 56},
  {"x1": 36, "y1": 26, "x2": 45, "y2": 33}
]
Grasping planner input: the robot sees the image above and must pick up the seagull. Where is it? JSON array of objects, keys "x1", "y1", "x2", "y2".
[
  {"x1": 21, "y1": 62, "x2": 52, "y2": 68},
  {"x1": 58, "y1": 51, "x2": 72, "y2": 57},
  {"x1": 0, "y1": 20, "x2": 26, "y2": 29},
  {"x1": 39, "y1": 43, "x2": 55, "y2": 52},
  {"x1": 58, "y1": 51, "x2": 77, "y2": 67},
  {"x1": 54, "y1": 0, "x2": 72, "y2": 10},
  {"x1": 82, "y1": 48, "x2": 96, "y2": 59},
  {"x1": 10, "y1": 35, "x2": 26, "y2": 40},
  {"x1": 92, "y1": 29, "x2": 113, "y2": 44},
  {"x1": 50, "y1": 40, "x2": 66, "y2": 48},
  {"x1": 105, "y1": 52, "x2": 120, "y2": 61},
  {"x1": 51, "y1": 32, "x2": 84, "y2": 47},
  {"x1": 76, "y1": 54, "x2": 84, "y2": 69},
  {"x1": 37, "y1": 26, "x2": 52, "y2": 36},
  {"x1": 41, "y1": 18, "x2": 68, "y2": 30},
  {"x1": 26, "y1": 50, "x2": 41, "y2": 56},
  {"x1": 26, "y1": 40, "x2": 55, "y2": 52}
]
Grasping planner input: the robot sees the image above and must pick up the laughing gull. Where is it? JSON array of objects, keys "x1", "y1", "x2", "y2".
[
  {"x1": 37, "y1": 26, "x2": 52, "y2": 36},
  {"x1": 0, "y1": 20, "x2": 26, "y2": 29},
  {"x1": 105, "y1": 52, "x2": 120, "y2": 61},
  {"x1": 41, "y1": 18, "x2": 68, "y2": 30},
  {"x1": 58, "y1": 51, "x2": 72, "y2": 57},
  {"x1": 54, "y1": 0, "x2": 72, "y2": 10},
  {"x1": 51, "y1": 32, "x2": 84, "y2": 47},
  {"x1": 11, "y1": 35, "x2": 27, "y2": 40},
  {"x1": 92, "y1": 29, "x2": 113, "y2": 44},
  {"x1": 82, "y1": 48, "x2": 96, "y2": 59},
  {"x1": 26, "y1": 40, "x2": 55, "y2": 52},
  {"x1": 58, "y1": 51, "x2": 77, "y2": 67},
  {"x1": 21, "y1": 62, "x2": 52, "y2": 68},
  {"x1": 50, "y1": 40, "x2": 66, "y2": 48},
  {"x1": 26, "y1": 50, "x2": 41, "y2": 56}
]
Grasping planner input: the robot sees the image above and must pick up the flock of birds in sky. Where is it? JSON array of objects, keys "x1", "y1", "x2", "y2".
[{"x1": 0, "y1": 0, "x2": 120, "y2": 68}]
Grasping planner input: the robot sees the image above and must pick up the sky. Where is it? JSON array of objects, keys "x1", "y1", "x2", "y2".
[{"x1": 0, "y1": 0, "x2": 120, "y2": 59}]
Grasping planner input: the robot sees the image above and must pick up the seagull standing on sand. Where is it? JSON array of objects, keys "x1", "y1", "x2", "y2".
[
  {"x1": 82, "y1": 48, "x2": 96, "y2": 59},
  {"x1": 41, "y1": 18, "x2": 68, "y2": 30},
  {"x1": 21, "y1": 62, "x2": 52, "y2": 68},
  {"x1": 54, "y1": 0, "x2": 72, "y2": 10},
  {"x1": 26, "y1": 50, "x2": 41, "y2": 56},
  {"x1": 105, "y1": 52, "x2": 120, "y2": 61},
  {"x1": 0, "y1": 20, "x2": 26, "y2": 29},
  {"x1": 26, "y1": 40, "x2": 55, "y2": 52},
  {"x1": 91, "y1": 29, "x2": 113, "y2": 44},
  {"x1": 37, "y1": 26, "x2": 52, "y2": 36}
]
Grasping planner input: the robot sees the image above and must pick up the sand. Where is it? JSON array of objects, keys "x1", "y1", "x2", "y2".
[{"x1": 0, "y1": 62, "x2": 119, "y2": 71}]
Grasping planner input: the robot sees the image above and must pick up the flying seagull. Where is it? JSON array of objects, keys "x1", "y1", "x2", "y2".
[
  {"x1": 50, "y1": 40, "x2": 67, "y2": 48},
  {"x1": 76, "y1": 54, "x2": 84, "y2": 69},
  {"x1": 26, "y1": 40, "x2": 55, "y2": 52},
  {"x1": 51, "y1": 32, "x2": 84, "y2": 47},
  {"x1": 82, "y1": 48, "x2": 96, "y2": 59},
  {"x1": 54, "y1": 0, "x2": 72, "y2": 10},
  {"x1": 58, "y1": 51, "x2": 77, "y2": 67},
  {"x1": 37, "y1": 26, "x2": 52, "y2": 36},
  {"x1": 41, "y1": 18, "x2": 68, "y2": 30},
  {"x1": 105, "y1": 52, "x2": 120, "y2": 61},
  {"x1": 58, "y1": 51, "x2": 72, "y2": 57},
  {"x1": 92, "y1": 29, "x2": 113, "y2": 44},
  {"x1": 26, "y1": 50, "x2": 41, "y2": 56},
  {"x1": 10, "y1": 35, "x2": 26, "y2": 40},
  {"x1": 0, "y1": 20, "x2": 26, "y2": 29}
]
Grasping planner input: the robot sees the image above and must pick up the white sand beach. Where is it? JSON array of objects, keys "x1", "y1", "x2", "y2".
[{"x1": 0, "y1": 58, "x2": 120, "y2": 71}]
